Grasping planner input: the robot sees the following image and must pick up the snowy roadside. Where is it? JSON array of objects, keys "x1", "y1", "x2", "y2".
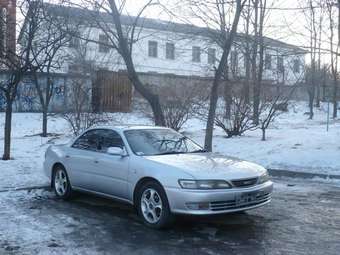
[{"x1": 0, "y1": 102, "x2": 339, "y2": 190}]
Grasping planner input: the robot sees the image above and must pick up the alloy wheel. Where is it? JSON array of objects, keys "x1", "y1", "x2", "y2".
[
  {"x1": 54, "y1": 169, "x2": 68, "y2": 196},
  {"x1": 141, "y1": 188, "x2": 163, "y2": 224}
]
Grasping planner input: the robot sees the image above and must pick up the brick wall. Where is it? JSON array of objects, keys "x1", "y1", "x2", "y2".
[{"x1": 0, "y1": 0, "x2": 16, "y2": 57}]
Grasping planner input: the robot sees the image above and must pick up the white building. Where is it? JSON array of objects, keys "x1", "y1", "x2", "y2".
[{"x1": 21, "y1": 3, "x2": 307, "y2": 86}]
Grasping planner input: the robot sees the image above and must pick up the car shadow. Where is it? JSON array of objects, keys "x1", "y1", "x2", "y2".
[
  {"x1": 64, "y1": 191, "x2": 267, "y2": 233},
  {"x1": 29, "y1": 190, "x2": 272, "y2": 253}
]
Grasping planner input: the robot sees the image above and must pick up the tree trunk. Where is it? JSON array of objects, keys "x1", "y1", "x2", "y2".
[
  {"x1": 316, "y1": 84, "x2": 320, "y2": 108},
  {"x1": 2, "y1": 100, "x2": 13, "y2": 160},
  {"x1": 253, "y1": 83, "x2": 261, "y2": 124},
  {"x1": 149, "y1": 94, "x2": 165, "y2": 126},
  {"x1": 254, "y1": 0, "x2": 265, "y2": 125},
  {"x1": 308, "y1": 91, "x2": 314, "y2": 119},
  {"x1": 204, "y1": 78, "x2": 220, "y2": 152},
  {"x1": 261, "y1": 127, "x2": 266, "y2": 141},
  {"x1": 127, "y1": 69, "x2": 165, "y2": 125},
  {"x1": 108, "y1": 0, "x2": 165, "y2": 126},
  {"x1": 333, "y1": 79, "x2": 338, "y2": 119},
  {"x1": 204, "y1": 0, "x2": 244, "y2": 152},
  {"x1": 42, "y1": 107, "x2": 48, "y2": 137},
  {"x1": 244, "y1": 0, "x2": 251, "y2": 104},
  {"x1": 322, "y1": 67, "x2": 326, "y2": 102},
  {"x1": 251, "y1": 0, "x2": 262, "y2": 125},
  {"x1": 224, "y1": 82, "x2": 232, "y2": 119}
]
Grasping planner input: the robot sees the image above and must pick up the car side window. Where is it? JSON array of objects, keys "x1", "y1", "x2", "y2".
[
  {"x1": 72, "y1": 130, "x2": 99, "y2": 151},
  {"x1": 96, "y1": 129, "x2": 125, "y2": 153}
]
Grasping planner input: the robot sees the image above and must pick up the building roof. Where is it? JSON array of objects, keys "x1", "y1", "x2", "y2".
[{"x1": 21, "y1": 2, "x2": 307, "y2": 54}]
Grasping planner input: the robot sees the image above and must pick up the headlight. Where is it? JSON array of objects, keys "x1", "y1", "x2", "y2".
[
  {"x1": 178, "y1": 179, "x2": 231, "y2": 189},
  {"x1": 258, "y1": 172, "x2": 270, "y2": 184}
]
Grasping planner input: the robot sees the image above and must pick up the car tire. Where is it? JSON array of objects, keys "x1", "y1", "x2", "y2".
[
  {"x1": 52, "y1": 165, "x2": 73, "y2": 200},
  {"x1": 136, "y1": 181, "x2": 174, "y2": 229}
]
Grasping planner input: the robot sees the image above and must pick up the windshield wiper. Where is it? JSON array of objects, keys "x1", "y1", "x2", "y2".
[
  {"x1": 190, "y1": 149, "x2": 208, "y2": 153},
  {"x1": 155, "y1": 151, "x2": 186, "y2": 155}
]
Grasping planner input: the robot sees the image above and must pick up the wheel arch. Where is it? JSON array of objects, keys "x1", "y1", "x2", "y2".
[
  {"x1": 50, "y1": 162, "x2": 66, "y2": 188},
  {"x1": 133, "y1": 177, "x2": 164, "y2": 207}
]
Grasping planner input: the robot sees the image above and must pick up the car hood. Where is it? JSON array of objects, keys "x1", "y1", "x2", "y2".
[{"x1": 144, "y1": 152, "x2": 267, "y2": 180}]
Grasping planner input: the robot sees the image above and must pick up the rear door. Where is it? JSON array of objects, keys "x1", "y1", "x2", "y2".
[{"x1": 64, "y1": 130, "x2": 99, "y2": 189}]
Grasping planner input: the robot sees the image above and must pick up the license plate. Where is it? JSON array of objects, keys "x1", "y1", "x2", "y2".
[{"x1": 237, "y1": 192, "x2": 258, "y2": 204}]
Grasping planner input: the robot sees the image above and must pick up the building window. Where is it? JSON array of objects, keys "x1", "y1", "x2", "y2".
[
  {"x1": 68, "y1": 64, "x2": 83, "y2": 73},
  {"x1": 265, "y1": 54, "x2": 272, "y2": 69},
  {"x1": 192, "y1": 46, "x2": 201, "y2": 62},
  {"x1": 166, "y1": 42, "x2": 175, "y2": 60},
  {"x1": 293, "y1": 59, "x2": 300, "y2": 73},
  {"x1": 148, "y1": 41, "x2": 158, "y2": 58},
  {"x1": 277, "y1": 56, "x2": 284, "y2": 73},
  {"x1": 99, "y1": 34, "x2": 110, "y2": 53},
  {"x1": 207, "y1": 48, "x2": 216, "y2": 64},
  {"x1": 69, "y1": 32, "x2": 80, "y2": 49},
  {"x1": 230, "y1": 51, "x2": 238, "y2": 72}
]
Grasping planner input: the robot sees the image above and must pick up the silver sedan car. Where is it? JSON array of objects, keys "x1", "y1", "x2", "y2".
[{"x1": 44, "y1": 126, "x2": 273, "y2": 228}]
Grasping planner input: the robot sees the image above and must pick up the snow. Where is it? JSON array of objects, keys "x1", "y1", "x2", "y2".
[{"x1": 0, "y1": 101, "x2": 339, "y2": 190}]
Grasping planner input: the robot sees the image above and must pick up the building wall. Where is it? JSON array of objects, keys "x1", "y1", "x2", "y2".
[
  {"x1": 54, "y1": 25, "x2": 305, "y2": 86},
  {"x1": 0, "y1": 0, "x2": 16, "y2": 56}
]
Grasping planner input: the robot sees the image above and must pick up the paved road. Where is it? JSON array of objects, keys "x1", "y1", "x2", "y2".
[{"x1": 0, "y1": 177, "x2": 339, "y2": 255}]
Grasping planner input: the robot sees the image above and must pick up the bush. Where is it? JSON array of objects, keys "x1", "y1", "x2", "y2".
[
  {"x1": 138, "y1": 83, "x2": 205, "y2": 131},
  {"x1": 214, "y1": 97, "x2": 257, "y2": 138},
  {"x1": 62, "y1": 77, "x2": 111, "y2": 135}
]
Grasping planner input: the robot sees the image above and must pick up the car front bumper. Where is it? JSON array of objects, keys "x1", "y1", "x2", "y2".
[{"x1": 165, "y1": 181, "x2": 273, "y2": 215}]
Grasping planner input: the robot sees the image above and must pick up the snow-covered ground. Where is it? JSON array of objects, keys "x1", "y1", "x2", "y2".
[
  {"x1": 0, "y1": 101, "x2": 339, "y2": 190},
  {"x1": 187, "y1": 102, "x2": 340, "y2": 175}
]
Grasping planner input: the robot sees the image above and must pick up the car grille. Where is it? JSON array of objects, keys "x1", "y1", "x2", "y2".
[
  {"x1": 231, "y1": 177, "x2": 258, "y2": 187},
  {"x1": 210, "y1": 192, "x2": 271, "y2": 211}
]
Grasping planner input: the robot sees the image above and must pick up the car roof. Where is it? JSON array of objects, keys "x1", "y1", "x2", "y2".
[{"x1": 88, "y1": 125, "x2": 171, "y2": 132}]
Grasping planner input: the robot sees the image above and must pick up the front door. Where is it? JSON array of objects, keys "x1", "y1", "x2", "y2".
[{"x1": 87, "y1": 129, "x2": 129, "y2": 199}]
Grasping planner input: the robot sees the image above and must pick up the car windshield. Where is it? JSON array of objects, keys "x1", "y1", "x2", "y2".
[{"x1": 124, "y1": 129, "x2": 204, "y2": 156}]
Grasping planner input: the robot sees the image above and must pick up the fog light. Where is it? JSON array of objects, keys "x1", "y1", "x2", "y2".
[{"x1": 186, "y1": 202, "x2": 210, "y2": 210}]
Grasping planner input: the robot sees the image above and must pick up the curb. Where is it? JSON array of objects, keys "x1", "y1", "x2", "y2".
[
  {"x1": 268, "y1": 169, "x2": 340, "y2": 180},
  {"x1": 0, "y1": 185, "x2": 50, "y2": 193}
]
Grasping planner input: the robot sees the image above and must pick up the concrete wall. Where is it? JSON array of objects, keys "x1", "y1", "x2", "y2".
[
  {"x1": 135, "y1": 72, "x2": 340, "y2": 102},
  {"x1": 2, "y1": 70, "x2": 337, "y2": 113},
  {"x1": 135, "y1": 71, "x2": 311, "y2": 101},
  {"x1": 0, "y1": 72, "x2": 91, "y2": 112}
]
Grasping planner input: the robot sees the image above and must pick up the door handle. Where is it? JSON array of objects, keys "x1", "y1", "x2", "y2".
[
  {"x1": 94, "y1": 160, "x2": 99, "y2": 163},
  {"x1": 65, "y1": 155, "x2": 70, "y2": 158}
]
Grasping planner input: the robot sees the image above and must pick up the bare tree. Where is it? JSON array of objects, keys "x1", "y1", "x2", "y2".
[
  {"x1": 215, "y1": 96, "x2": 257, "y2": 138},
  {"x1": 251, "y1": 0, "x2": 267, "y2": 125},
  {"x1": 315, "y1": 1, "x2": 324, "y2": 107},
  {"x1": 202, "y1": 0, "x2": 246, "y2": 151},
  {"x1": 70, "y1": 0, "x2": 166, "y2": 125},
  {"x1": 258, "y1": 92, "x2": 290, "y2": 141},
  {"x1": 326, "y1": 0, "x2": 339, "y2": 118},
  {"x1": 0, "y1": 0, "x2": 43, "y2": 160},
  {"x1": 242, "y1": 0, "x2": 252, "y2": 104},
  {"x1": 301, "y1": 0, "x2": 323, "y2": 119},
  {"x1": 63, "y1": 75, "x2": 111, "y2": 135},
  {"x1": 26, "y1": 0, "x2": 71, "y2": 137}
]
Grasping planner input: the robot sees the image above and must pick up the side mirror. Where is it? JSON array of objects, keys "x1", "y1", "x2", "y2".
[{"x1": 107, "y1": 147, "x2": 127, "y2": 156}]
